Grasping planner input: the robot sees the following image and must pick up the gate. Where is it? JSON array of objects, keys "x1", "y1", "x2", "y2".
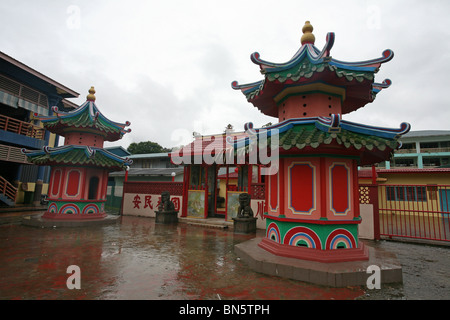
[{"x1": 378, "y1": 184, "x2": 450, "y2": 242}]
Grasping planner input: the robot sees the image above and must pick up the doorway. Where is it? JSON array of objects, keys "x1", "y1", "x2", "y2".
[{"x1": 88, "y1": 176, "x2": 99, "y2": 200}]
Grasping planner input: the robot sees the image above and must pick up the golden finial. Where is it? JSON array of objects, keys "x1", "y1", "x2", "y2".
[
  {"x1": 87, "y1": 86, "x2": 96, "y2": 101},
  {"x1": 301, "y1": 21, "x2": 315, "y2": 45}
]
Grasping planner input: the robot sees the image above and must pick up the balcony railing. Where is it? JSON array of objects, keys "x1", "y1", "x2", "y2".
[
  {"x1": 0, "y1": 175, "x2": 17, "y2": 203},
  {"x1": 397, "y1": 147, "x2": 450, "y2": 154},
  {"x1": 0, "y1": 114, "x2": 45, "y2": 140},
  {"x1": 420, "y1": 147, "x2": 450, "y2": 153},
  {"x1": 396, "y1": 149, "x2": 417, "y2": 154}
]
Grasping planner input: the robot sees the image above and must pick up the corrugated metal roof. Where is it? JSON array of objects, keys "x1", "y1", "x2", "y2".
[
  {"x1": 402, "y1": 130, "x2": 450, "y2": 138},
  {"x1": 109, "y1": 167, "x2": 183, "y2": 177},
  {"x1": 377, "y1": 168, "x2": 450, "y2": 174},
  {"x1": 358, "y1": 167, "x2": 450, "y2": 177},
  {"x1": 128, "y1": 153, "x2": 169, "y2": 159}
]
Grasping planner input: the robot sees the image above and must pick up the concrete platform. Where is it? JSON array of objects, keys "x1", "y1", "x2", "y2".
[
  {"x1": 21, "y1": 214, "x2": 121, "y2": 228},
  {"x1": 234, "y1": 237, "x2": 403, "y2": 288}
]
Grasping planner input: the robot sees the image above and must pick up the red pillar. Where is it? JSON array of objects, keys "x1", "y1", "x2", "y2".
[
  {"x1": 204, "y1": 165, "x2": 208, "y2": 218},
  {"x1": 264, "y1": 167, "x2": 269, "y2": 213},
  {"x1": 279, "y1": 159, "x2": 285, "y2": 217},
  {"x1": 369, "y1": 185, "x2": 380, "y2": 240},
  {"x1": 225, "y1": 166, "x2": 229, "y2": 220},
  {"x1": 320, "y1": 158, "x2": 328, "y2": 219},
  {"x1": 181, "y1": 165, "x2": 190, "y2": 217},
  {"x1": 353, "y1": 160, "x2": 361, "y2": 219}
]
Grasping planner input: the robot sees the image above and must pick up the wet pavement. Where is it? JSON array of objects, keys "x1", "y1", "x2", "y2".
[{"x1": 0, "y1": 215, "x2": 449, "y2": 300}]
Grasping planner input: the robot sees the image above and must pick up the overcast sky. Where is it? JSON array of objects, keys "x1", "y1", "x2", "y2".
[{"x1": 1, "y1": 0, "x2": 449, "y2": 150}]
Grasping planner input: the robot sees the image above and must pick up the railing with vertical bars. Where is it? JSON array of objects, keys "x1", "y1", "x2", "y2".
[
  {"x1": 0, "y1": 114, "x2": 45, "y2": 140},
  {"x1": 378, "y1": 184, "x2": 450, "y2": 242}
]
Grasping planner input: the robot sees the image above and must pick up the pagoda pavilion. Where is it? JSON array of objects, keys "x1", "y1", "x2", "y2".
[
  {"x1": 22, "y1": 87, "x2": 132, "y2": 222},
  {"x1": 232, "y1": 21, "x2": 410, "y2": 264}
]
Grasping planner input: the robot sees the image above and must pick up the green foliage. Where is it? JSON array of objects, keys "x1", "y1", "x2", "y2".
[{"x1": 127, "y1": 141, "x2": 171, "y2": 154}]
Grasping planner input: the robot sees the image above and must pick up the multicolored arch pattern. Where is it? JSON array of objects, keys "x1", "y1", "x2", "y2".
[
  {"x1": 283, "y1": 226, "x2": 322, "y2": 249},
  {"x1": 60, "y1": 203, "x2": 80, "y2": 215},
  {"x1": 266, "y1": 222, "x2": 281, "y2": 243},
  {"x1": 82, "y1": 204, "x2": 100, "y2": 215},
  {"x1": 325, "y1": 229, "x2": 357, "y2": 250},
  {"x1": 48, "y1": 203, "x2": 58, "y2": 213}
]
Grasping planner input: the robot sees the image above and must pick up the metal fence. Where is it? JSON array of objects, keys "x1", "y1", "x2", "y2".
[{"x1": 378, "y1": 184, "x2": 450, "y2": 242}]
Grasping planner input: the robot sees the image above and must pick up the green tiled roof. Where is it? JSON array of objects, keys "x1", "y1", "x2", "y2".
[
  {"x1": 265, "y1": 60, "x2": 373, "y2": 90},
  {"x1": 233, "y1": 118, "x2": 406, "y2": 165},
  {"x1": 22, "y1": 146, "x2": 132, "y2": 171},
  {"x1": 39, "y1": 100, "x2": 131, "y2": 141},
  {"x1": 277, "y1": 124, "x2": 398, "y2": 151},
  {"x1": 232, "y1": 26, "x2": 394, "y2": 117}
]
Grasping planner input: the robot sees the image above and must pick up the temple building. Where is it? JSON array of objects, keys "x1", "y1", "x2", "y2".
[
  {"x1": 22, "y1": 87, "x2": 132, "y2": 222},
  {"x1": 231, "y1": 21, "x2": 410, "y2": 263},
  {"x1": 170, "y1": 130, "x2": 266, "y2": 224}
]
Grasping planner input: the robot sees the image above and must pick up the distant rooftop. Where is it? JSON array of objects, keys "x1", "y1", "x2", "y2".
[
  {"x1": 402, "y1": 130, "x2": 450, "y2": 138},
  {"x1": 109, "y1": 167, "x2": 183, "y2": 177}
]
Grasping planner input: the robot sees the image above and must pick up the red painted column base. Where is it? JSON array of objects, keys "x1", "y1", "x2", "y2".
[{"x1": 258, "y1": 238, "x2": 369, "y2": 263}]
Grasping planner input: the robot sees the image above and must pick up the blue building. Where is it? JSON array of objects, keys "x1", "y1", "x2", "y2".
[{"x1": 0, "y1": 51, "x2": 79, "y2": 206}]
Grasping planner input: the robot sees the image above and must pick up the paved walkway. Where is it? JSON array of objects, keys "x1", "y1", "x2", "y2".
[{"x1": 0, "y1": 214, "x2": 448, "y2": 300}]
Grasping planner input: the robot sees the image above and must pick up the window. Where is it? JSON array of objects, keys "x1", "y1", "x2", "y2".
[
  {"x1": 401, "y1": 143, "x2": 416, "y2": 150},
  {"x1": 386, "y1": 186, "x2": 427, "y2": 202},
  {"x1": 394, "y1": 158, "x2": 415, "y2": 167},
  {"x1": 420, "y1": 142, "x2": 439, "y2": 149},
  {"x1": 427, "y1": 186, "x2": 438, "y2": 200},
  {"x1": 423, "y1": 157, "x2": 441, "y2": 167}
]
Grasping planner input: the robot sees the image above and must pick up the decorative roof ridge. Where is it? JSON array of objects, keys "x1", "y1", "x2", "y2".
[
  {"x1": 249, "y1": 40, "x2": 329, "y2": 73},
  {"x1": 372, "y1": 79, "x2": 392, "y2": 95},
  {"x1": 231, "y1": 79, "x2": 264, "y2": 92},
  {"x1": 330, "y1": 49, "x2": 394, "y2": 71},
  {"x1": 316, "y1": 116, "x2": 410, "y2": 139}
]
